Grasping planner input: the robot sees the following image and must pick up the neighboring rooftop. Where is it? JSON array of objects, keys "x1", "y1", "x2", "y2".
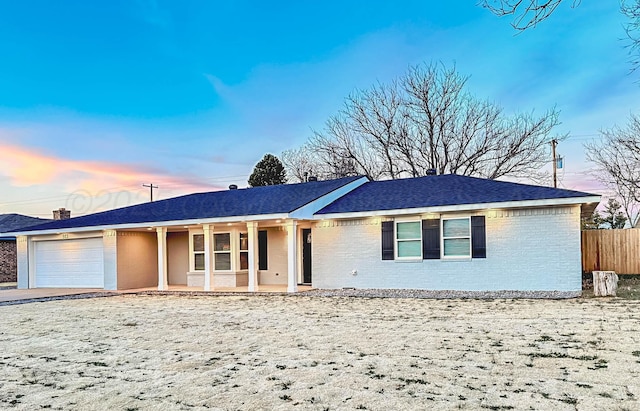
[
  {"x1": 0, "y1": 214, "x2": 51, "y2": 239},
  {"x1": 11, "y1": 176, "x2": 364, "y2": 233},
  {"x1": 317, "y1": 174, "x2": 599, "y2": 215}
]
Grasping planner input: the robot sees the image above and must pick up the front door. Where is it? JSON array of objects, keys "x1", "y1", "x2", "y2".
[{"x1": 302, "y1": 228, "x2": 312, "y2": 284}]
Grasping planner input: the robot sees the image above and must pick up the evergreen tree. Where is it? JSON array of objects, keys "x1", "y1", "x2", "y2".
[
  {"x1": 248, "y1": 154, "x2": 287, "y2": 187},
  {"x1": 601, "y1": 198, "x2": 628, "y2": 229},
  {"x1": 581, "y1": 210, "x2": 604, "y2": 230}
]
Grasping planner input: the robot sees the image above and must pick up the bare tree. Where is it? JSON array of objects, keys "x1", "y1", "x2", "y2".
[
  {"x1": 401, "y1": 64, "x2": 559, "y2": 179},
  {"x1": 481, "y1": 0, "x2": 569, "y2": 31},
  {"x1": 585, "y1": 114, "x2": 640, "y2": 226},
  {"x1": 623, "y1": 0, "x2": 640, "y2": 71},
  {"x1": 481, "y1": 0, "x2": 640, "y2": 72},
  {"x1": 281, "y1": 141, "x2": 360, "y2": 182},
  {"x1": 292, "y1": 62, "x2": 560, "y2": 181},
  {"x1": 281, "y1": 145, "x2": 319, "y2": 183}
]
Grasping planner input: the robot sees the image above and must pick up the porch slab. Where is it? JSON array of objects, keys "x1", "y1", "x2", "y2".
[{"x1": 116, "y1": 284, "x2": 314, "y2": 294}]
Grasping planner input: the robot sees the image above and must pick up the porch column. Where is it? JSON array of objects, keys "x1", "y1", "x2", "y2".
[
  {"x1": 203, "y1": 224, "x2": 213, "y2": 291},
  {"x1": 286, "y1": 220, "x2": 298, "y2": 293},
  {"x1": 16, "y1": 236, "x2": 29, "y2": 289},
  {"x1": 247, "y1": 221, "x2": 258, "y2": 292},
  {"x1": 102, "y1": 230, "x2": 117, "y2": 291},
  {"x1": 156, "y1": 227, "x2": 168, "y2": 290}
]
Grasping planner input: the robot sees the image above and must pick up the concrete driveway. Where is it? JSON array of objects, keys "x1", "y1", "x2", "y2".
[{"x1": 0, "y1": 288, "x2": 110, "y2": 303}]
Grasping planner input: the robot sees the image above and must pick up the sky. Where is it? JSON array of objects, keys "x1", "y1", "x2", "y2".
[{"x1": 0, "y1": 1, "x2": 638, "y2": 218}]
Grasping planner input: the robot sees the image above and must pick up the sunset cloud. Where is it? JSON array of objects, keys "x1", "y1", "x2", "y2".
[{"x1": 0, "y1": 142, "x2": 222, "y2": 195}]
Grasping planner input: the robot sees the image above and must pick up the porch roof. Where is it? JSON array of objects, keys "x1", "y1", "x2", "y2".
[{"x1": 11, "y1": 176, "x2": 364, "y2": 234}]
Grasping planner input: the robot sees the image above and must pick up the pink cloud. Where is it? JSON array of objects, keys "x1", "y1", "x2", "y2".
[{"x1": 0, "y1": 143, "x2": 223, "y2": 194}]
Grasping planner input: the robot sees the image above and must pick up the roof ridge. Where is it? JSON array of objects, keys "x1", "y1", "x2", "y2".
[
  {"x1": 316, "y1": 174, "x2": 599, "y2": 215},
  {"x1": 364, "y1": 174, "x2": 595, "y2": 196},
  {"x1": 286, "y1": 176, "x2": 367, "y2": 213}
]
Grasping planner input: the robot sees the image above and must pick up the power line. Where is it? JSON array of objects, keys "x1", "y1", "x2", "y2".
[
  {"x1": 0, "y1": 174, "x2": 249, "y2": 208},
  {"x1": 0, "y1": 194, "x2": 74, "y2": 207},
  {"x1": 564, "y1": 133, "x2": 600, "y2": 139}
]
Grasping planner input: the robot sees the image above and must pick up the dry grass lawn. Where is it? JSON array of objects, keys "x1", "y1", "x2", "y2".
[{"x1": 1, "y1": 295, "x2": 640, "y2": 410}]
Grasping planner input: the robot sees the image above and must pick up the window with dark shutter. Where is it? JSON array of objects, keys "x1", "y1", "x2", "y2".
[
  {"x1": 381, "y1": 221, "x2": 394, "y2": 260},
  {"x1": 471, "y1": 216, "x2": 486, "y2": 258},
  {"x1": 258, "y1": 230, "x2": 268, "y2": 270},
  {"x1": 422, "y1": 219, "x2": 440, "y2": 259}
]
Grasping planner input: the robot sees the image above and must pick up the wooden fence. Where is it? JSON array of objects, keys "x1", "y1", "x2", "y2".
[{"x1": 582, "y1": 228, "x2": 640, "y2": 274}]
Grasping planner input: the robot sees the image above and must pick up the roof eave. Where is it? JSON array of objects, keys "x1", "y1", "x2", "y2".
[
  {"x1": 313, "y1": 195, "x2": 602, "y2": 219},
  {"x1": 6, "y1": 213, "x2": 292, "y2": 236}
]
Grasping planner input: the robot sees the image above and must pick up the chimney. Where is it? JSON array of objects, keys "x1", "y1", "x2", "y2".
[{"x1": 53, "y1": 208, "x2": 71, "y2": 220}]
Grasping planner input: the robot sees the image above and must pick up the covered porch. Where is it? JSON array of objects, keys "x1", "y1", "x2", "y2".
[{"x1": 116, "y1": 217, "x2": 314, "y2": 293}]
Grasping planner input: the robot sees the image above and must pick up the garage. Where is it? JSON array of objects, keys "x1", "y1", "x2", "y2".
[{"x1": 34, "y1": 238, "x2": 104, "y2": 288}]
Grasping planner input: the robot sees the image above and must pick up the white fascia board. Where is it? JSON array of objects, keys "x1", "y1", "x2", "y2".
[
  {"x1": 312, "y1": 195, "x2": 602, "y2": 220},
  {"x1": 7, "y1": 213, "x2": 291, "y2": 237},
  {"x1": 289, "y1": 176, "x2": 369, "y2": 219}
]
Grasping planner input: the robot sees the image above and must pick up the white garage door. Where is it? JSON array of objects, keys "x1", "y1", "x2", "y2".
[{"x1": 34, "y1": 238, "x2": 104, "y2": 288}]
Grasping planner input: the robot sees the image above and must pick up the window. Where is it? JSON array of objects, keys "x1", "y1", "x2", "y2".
[
  {"x1": 381, "y1": 216, "x2": 485, "y2": 261},
  {"x1": 239, "y1": 232, "x2": 248, "y2": 270},
  {"x1": 193, "y1": 234, "x2": 205, "y2": 271},
  {"x1": 214, "y1": 233, "x2": 231, "y2": 270},
  {"x1": 395, "y1": 221, "x2": 422, "y2": 259},
  {"x1": 442, "y1": 217, "x2": 471, "y2": 258}
]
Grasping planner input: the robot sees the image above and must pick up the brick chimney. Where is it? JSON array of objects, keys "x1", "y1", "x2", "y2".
[{"x1": 53, "y1": 208, "x2": 71, "y2": 220}]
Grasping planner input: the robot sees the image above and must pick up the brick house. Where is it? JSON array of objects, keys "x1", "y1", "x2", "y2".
[
  {"x1": 5, "y1": 176, "x2": 600, "y2": 295},
  {"x1": 0, "y1": 213, "x2": 52, "y2": 283}
]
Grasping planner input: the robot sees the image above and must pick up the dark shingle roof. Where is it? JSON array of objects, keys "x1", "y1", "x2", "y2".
[
  {"x1": 0, "y1": 214, "x2": 51, "y2": 239},
  {"x1": 317, "y1": 174, "x2": 598, "y2": 215},
  {"x1": 12, "y1": 176, "x2": 362, "y2": 233}
]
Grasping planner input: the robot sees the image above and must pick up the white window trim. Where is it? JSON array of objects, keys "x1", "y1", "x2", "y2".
[
  {"x1": 239, "y1": 231, "x2": 249, "y2": 271},
  {"x1": 440, "y1": 216, "x2": 472, "y2": 260},
  {"x1": 213, "y1": 232, "x2": 233, "y2": 272},
  {"x1": 189, "y1": 231, "x2": 205, "y2": 272},
  {"x1": 394, "y1": 219, "x2": 422, "y2": 260}
]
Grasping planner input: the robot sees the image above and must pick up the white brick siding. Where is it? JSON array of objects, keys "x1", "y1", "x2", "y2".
[{"x1": 312, "y1": 205, "x2": 582, "y2": 292}]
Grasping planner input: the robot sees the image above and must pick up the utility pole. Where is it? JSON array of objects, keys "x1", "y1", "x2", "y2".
[
  {"x1": 551, "y1": 139, "x2": 557, "y2": 188},
  {"x1": 142, "y1": 183, "x2": 158, "y2": 202}
]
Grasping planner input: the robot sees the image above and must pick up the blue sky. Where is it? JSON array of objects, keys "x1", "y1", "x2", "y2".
[{"x1": 0, "y1": 1, "x2": 638, "y2": 217}]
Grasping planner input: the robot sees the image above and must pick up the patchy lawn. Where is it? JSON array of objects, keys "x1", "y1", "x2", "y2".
[
  {"x1": 1, "y1": 295, "x2": 639, "y2": 410},
  {"x1": 613, "y1": 276, "x2": 640, "y2": 300},
  {"x1": 582, "y1": 275, "x2": 640, "y2": 300}
]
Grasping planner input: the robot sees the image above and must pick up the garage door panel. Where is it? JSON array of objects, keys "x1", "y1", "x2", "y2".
[{"x1": 35, "y1": 238, "x2": 104, "y2": 288}]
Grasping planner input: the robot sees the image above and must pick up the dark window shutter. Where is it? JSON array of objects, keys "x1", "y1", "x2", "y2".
[
  {"x1": 422, "y1": 219, "x2": 440, "y2": 259},
  {"x1": 381, "y1": 221, "x2": 394, "y2": 260},
  {"x1": 471, "y1": 216, "x2": 486, "y2": 259},
  {"x1": 258, "y1": 230, "x2": 268, "y2": 270}
]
